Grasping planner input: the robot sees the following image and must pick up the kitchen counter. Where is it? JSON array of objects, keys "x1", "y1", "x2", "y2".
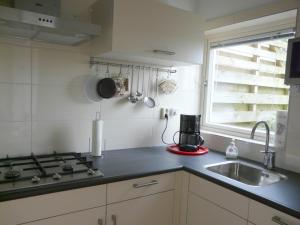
[{"x1": 1, "y1": 147, "x2": 300, "y2": 219}]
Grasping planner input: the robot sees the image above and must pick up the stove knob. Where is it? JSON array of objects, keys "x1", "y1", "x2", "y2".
[
  {"x1": 52, "y1": 173, "x2": 62, "y2": 180},
  {"x1": 87, "y1": 169, "x2": 96, "y2": 176},
  {"x1": 31, "y1": 176, "x2": 41, "y2": 183}
]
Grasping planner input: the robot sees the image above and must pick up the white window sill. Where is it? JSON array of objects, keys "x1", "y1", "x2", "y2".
[{"x1": 201, "y1": 129, "x2": 275, "y2": 148}]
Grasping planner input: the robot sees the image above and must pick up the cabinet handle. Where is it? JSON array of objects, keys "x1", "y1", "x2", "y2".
[
  {"x1": 272, "y1": 216, "x2": 290, "y2": 225},
  {"x1": 133, "y1": 180, "x2": 159, "y2": 188},
  {"x1": 112, "y1": 214, "x2": 117, "y2": 225},
  {"x1": 98, "y1": 218, "x2": 103, "y2": 225},
  {"x1": 153, "y1": 50, "x2": 176, "y2": 55}
]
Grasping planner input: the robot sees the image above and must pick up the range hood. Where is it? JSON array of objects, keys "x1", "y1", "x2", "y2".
[{"x1": 0, "y1": 5, "x2": 101, "y2": 45}]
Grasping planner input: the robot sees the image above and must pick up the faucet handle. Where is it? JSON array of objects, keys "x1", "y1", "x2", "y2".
[{"x1": 260, "y1": 150, "x2": 276, "y2": 170}]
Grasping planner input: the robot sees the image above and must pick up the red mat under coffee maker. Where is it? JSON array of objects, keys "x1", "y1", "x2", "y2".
[{"x1": 166, "y1": 114, "x2": 208, "y2": 155}]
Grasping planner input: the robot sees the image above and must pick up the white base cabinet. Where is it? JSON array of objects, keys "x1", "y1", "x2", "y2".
[
  {"x1": 23, "y1": 206, "x2": 106, "y2": 225},
  {"x1": 1, "y1": 171, "x2": 299, "y2": 225},
  {"x1": 248, "y1": 200, "x2": 300, "y2": 225},
  {"x1": 107, "y1": 191, "x2": 174, "y2": 225},
  {"x1": 187, "y1": 192, "x2": 247, "y2": 225},
  {"x1": 0, "y1": 184, "x2": 107, "y2": 225}
]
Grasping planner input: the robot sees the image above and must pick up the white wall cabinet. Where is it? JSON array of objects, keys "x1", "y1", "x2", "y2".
[
  {"x1": 107, "y1": 191, "x2": 174, "y2": 225},
  {"x1": 187, "y1": 192, "x2": 247, "y2": 225},
  {"x1": 23, "y1": 206, "x2": 106, "y2": 225},
  {"x1": 91, "y1": 0, "x2": 203, "y2": 65}
]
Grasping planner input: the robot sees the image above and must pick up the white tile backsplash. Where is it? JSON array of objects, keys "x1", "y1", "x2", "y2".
[
  {"x1": 103, "y1": 119, "x2": 155, "y2": 150},
  {"x1": 0, "y1": 122, "x2": 31, "y2": 157},
  {"x1": 31, "y1": 47, "x2": 90, "y2": 85},
  {"x1": 0, "y1": 43, "x2": 31, "y2": 84},
  {"x1": 32, "y1": 120, "x2": 91, "y2": 154},
  {"x1": 31, "y1": 84, "x2": 99, "y2": 121},
  {"x1": 101, "y1": 97, "x2": 154, "y2": 120},
  {"x1": 0, "y1": 39, "x2": 202, "y2": 157},
  {"x1": 0, "y1": 83, "x2": 31, "y2": 121}
]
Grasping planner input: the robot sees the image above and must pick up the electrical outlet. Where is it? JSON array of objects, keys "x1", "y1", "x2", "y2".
[
  {"x1": 169, "y1": 108, "x2": 178, "y2": 117},
  {"x1": 160, "y1": 108, "x2": 167, "y2": 119},
  {"x1": 160, "y1": 107, "x2": 178, "y2": 119}
]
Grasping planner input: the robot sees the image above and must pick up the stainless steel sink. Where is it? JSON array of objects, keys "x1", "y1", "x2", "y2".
[{"x1": 205, "y1": 161, "x2": 287, "y2": 186}]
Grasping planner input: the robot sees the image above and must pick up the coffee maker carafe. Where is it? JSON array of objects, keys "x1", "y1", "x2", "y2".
[{"x1": 179, "y1": 114, "x2": 204, "y2": 151}]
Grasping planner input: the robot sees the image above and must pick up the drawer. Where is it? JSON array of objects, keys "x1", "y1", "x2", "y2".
[
  {"x1": 0, "y1": 184, "x2": 106, "y2": 225},
  {"x1": 187, "y1": 192, "x2": 247, "y2": 225},
  {"x1": 249, "y1": 200, "x2": 300, "y2": 225},
  {"x1": 107, "y1": 172, "x2": 176, "y2": 204},
  {"x1": 23, "y1": 206, "x2": 106, "y2": 225},
  {"x1": 189, "y1": 174, "x2": 249, "y2": 219}
]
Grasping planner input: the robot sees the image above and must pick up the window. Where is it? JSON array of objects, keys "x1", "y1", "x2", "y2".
[{"x1": 203, "y1": 28, "x2": 295, "y2": 139}]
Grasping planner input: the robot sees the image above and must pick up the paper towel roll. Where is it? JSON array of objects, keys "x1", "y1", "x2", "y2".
[
  {"x1": 274, "y1": 110, "x2": 288, "y2": 150},
  {"x1": 92, "y1": 119, "x2": 104, "y2": 157}
]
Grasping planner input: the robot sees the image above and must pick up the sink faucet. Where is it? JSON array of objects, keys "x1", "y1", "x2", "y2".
[{"x1": 250, "y1": 121, "x2": 275, "y2": 170}]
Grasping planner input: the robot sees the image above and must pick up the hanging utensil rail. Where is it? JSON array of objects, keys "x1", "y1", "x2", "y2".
[{"x1": 89, "y1": 57, "x2": 177, "y2": 74}]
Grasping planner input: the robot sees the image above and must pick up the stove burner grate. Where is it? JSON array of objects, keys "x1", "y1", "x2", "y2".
[{"x1": 0, "y1": 152, "x2": 100, "y2": 184}]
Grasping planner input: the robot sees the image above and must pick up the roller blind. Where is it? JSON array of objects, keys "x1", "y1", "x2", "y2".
[{"x1": 210, "y1": 28, "x2": 295, "y2": 49}]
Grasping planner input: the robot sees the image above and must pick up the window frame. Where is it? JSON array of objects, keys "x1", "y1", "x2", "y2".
[{"x1": 200, "y1": 12, "x2": 296, "y2": 142}]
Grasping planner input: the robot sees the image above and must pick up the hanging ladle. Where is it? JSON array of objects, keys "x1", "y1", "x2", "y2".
[
  {"x1": 135, "y1": 66, "x2": 143, "y2": 98},
  {"x1": 128, "y1": 66, "x2": 138, "y2": 103},
  {"x1": 143, "y1": 68, "x2": 156, "y2": 108}
]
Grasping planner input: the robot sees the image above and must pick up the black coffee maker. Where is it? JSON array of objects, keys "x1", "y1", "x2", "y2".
[{"x1": 179, "y1": 114, "x2": 204, "y2": 152}]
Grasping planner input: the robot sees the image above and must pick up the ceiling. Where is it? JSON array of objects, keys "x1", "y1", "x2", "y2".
[
  {"x1": 159, "y1": 0, "x2": 282, "y2": 20},
  {"x1": 58, "y1": 0, "x2": 284, "y2": 23}
]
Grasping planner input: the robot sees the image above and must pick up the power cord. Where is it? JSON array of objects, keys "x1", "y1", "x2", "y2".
[
  {"x1": 161, "y1": 114, "x2": 172, "y2": 145},
  {"x1": 161, "y1": 114, "x2": 179, "y2": 145}
]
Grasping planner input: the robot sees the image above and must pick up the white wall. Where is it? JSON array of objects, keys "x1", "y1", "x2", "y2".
[
  {"x1": 0, "y1": 37, "x2": 201, "y2": 157},
  {"x1": 1, "y1": 0, "x2": 300, "y2": 174}
]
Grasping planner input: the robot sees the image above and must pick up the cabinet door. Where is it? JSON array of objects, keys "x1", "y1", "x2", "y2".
[
  {"x1": 92, "y1": 0, "x2": 203, "y2": 65},
  {"x1": 189, "y1": 174, "x2": 249, "y2": 219},
  {"x1": 113, "y1": 0, "x2": 203, "y2": 64},
  {"x1": 0, "y1": 184, "x2": 106, "y2": 225},
  {"x1": 187, "y1": 192, "x2": 247, "y2": 225},
  {"x1": 24, "y1": 206, "x2": 105, "y2": 225},
  {"x1": 107, "y1": 172, "x2": 175, "y2": 204},
  {"x1": 107, "y1": 191, "x2": 174, "y2": 225},
  {"x1": 249, "y1": 200, "x2": 300, "y2": 225}
]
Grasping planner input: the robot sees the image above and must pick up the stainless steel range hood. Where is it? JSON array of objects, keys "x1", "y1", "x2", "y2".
[{"x1": 0, "y1": 5, "x2": 101, "y2": 45}]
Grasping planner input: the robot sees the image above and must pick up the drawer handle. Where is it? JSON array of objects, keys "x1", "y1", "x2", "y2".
[
  {"x1": 133, "y1": 180, "x2": 159, "y2": 188},
  {"x1": 153, "y1": 50, "x2": 176, "y2": 55},
  {"x1": 112, "y1": 214, "x2": 117, "y2": 225},
  {"x1": 272, "y1": 216, "x2": 290, "y2": 225}
]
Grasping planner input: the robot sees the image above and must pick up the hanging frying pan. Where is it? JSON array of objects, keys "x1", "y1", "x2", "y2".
[{"x1": 97, "y1": 78, "x2": 117, "y2": 99}]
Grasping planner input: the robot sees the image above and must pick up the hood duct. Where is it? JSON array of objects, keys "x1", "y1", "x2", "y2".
[{"x1": 0, "y1": 5, "x2": 101, "y2": 45}]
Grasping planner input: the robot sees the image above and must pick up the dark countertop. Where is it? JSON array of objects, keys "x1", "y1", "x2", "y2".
[{"x1": 1, "y1": 147, "x2": 300, "y2": 219}]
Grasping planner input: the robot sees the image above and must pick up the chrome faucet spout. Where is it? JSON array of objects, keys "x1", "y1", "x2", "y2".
[
  {"x1": 250, "y1": 121, "x2": 275, "y2": 170},
  {"x1": 250, "y1": 121, "x2": 270, "y2": 153}
]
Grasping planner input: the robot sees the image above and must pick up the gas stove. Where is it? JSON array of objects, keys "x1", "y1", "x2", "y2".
[{"x1": 0, "y1": 152, "x2": 103, "y2": 193}]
